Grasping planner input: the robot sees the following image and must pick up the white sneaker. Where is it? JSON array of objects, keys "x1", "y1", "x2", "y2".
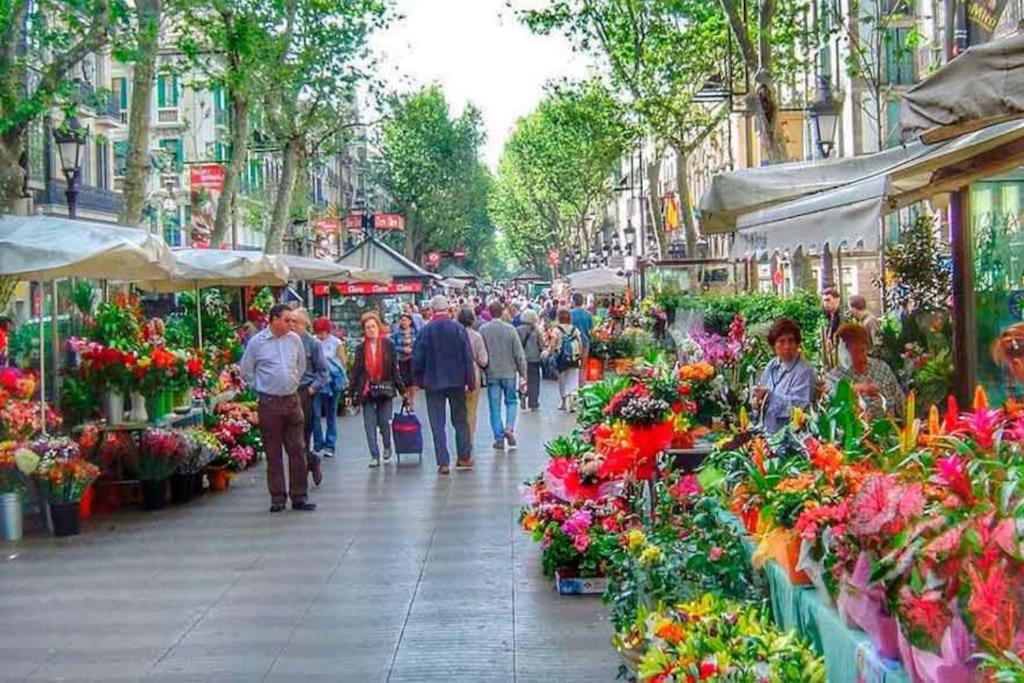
[{"x1": 383, "y1": 447, "x2": 393, "y2": 461}]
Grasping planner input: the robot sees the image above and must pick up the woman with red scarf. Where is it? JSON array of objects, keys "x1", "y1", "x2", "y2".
[{"x1": 349, "y1": 311, "x2": 405, "y2": 468}]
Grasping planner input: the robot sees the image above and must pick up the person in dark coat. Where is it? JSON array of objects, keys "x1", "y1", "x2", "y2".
[{"x1": 349, "y1": 311, "x2": 405, "y2": 468}]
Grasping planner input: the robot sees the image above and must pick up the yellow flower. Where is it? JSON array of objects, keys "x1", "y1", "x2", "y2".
[
  {"x1": 638, "y1": 545, "x2": 665, "y2": 567},
  {"x1": 137, "y1": 357, "x2": 152, "y2": 368},
  {"x1": 790, "y1": 406, "x2": 805, "y2": 430},
  {"x1": 626, "y1": 529, "x2": 648, "y2": 553}
]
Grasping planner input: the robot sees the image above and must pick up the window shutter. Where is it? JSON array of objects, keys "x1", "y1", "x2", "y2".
[
  {"x1": 157, "y1": 75, "x2": 166, "y2": 107},
  {"x1": 172, "y1": 75, "x2": 180, "y2": 106}
]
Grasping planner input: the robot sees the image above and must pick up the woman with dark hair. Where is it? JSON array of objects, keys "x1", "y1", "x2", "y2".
[
  {"x1": 752, "y1": 317, "x2": 816, "y2": 433},
  {"x1": 349, "y1": 311, "x2": 405, "y2": 468},
  {"x1": 826, "y1": 322, "x2": 905, "y2": 419},
  {"x1": 391, "y1": 312, "x2": 418, "y2": 405}
]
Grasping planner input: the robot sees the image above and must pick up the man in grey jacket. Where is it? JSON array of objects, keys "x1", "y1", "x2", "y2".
[
  {"x1": 479, "y1": 301, "x2": 527, "y2": 450},
  {"x1": 290, "y1": 308, "x2": 330, "y2": 486}
]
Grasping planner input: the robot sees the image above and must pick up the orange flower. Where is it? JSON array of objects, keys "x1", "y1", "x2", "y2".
[
  {"x1": 521, "y1": 514, "x2": 538, "y2": 532},
  {"x1": 750, "y1": 437, "x2": 769, "y2": 475},
  {"x1": 654, "y1": 620, "x2": 686, "y2": 645},
  {"x1": 678, "y1": 362, "x2": 715, "y2": 383},
  {"x1": 776, "y1": 473, "x2": 815, "y2": 494},
  {"x1": 810, "y1": 442, "x2": 844, "y2": 479}
]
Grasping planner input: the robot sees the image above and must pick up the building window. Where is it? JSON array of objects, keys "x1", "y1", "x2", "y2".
[
  {"x1": 158, "y1": 138, "x2": 184, "y2": 171},
  {"x1": 112, "y1": 77, "x2": 129, "y2": 110},
  {"x1": 113, "y1": 140, "x2": 128, "y2": 177},
  {"x1": 95, "y1": 140, "x2": 109, "y2": 190},
  {"x1": 884, "y1": 28, "x2": 917, "y2": 85},
  {"x1": 156, "y1": 73, "x2": 179, "y2": 108}
]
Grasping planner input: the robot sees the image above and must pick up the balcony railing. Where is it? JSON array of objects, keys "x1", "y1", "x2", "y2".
[
  {"x1": 70, "y1": 80, "x2": 120, "y2": 120},
  {"x1": 157, "y1": 107, "x2": 181, "y2": 124}
]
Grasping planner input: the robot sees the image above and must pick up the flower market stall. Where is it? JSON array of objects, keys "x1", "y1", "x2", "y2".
[{"x1": 519, "y1": 290, "x2": 1024, "y2": 682}]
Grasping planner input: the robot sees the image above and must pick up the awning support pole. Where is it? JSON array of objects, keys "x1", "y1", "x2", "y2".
[
  {"x1": 38, "y1": 282, "x2": 46, "y2": 435},
  {"x1": 950, "y1": 190, "x2": 976, "y2": 404}
]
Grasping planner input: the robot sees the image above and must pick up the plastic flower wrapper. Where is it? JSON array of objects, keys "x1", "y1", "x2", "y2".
[{"x1": 14, "y1": 446, "x2": 40, "y2": 476}]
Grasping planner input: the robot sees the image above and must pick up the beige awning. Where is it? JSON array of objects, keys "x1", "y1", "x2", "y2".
[
  {"x1": 566, "y1": 267, "x2": 628, "y2": 295},
  {"x1": 728, "y1": 118, "x2": 1024, "y2": 257},
  {"x1": 901, "y1": 33, "x2": 1024, "y2": 144},
  {"x1": 137, "y1": 248, "x2": 290, "y2": 292},
  {"x1": 277, "y1": 254, "x2": 391, "y2": 285},
  {"x1": 0, "y1": 216, "x2": 175, "y2": 281}
]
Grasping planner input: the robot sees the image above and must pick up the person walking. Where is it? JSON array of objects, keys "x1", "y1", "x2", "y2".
[
  {"x1": 480, "y1": 300, "x2": 527, "y2": 450},
  {"x1": 289, "y1": 308, "x2": 329, "y2": 487},
  {"x1": 848, "y1": 295, "x2": 879, "y2": 346},
  {"x1": 517, "y1": 309, "x2": 544, "y2": 412},
  {"x1": 392, "y1": 312, "x2": 418, "y2": 405},
  {"x1": 458, "y1": 306, "x2": 489, "y2": 447},
  {"x1": 239, "y1": 304, "x2": 316, "y2": 513},
  {"x1": 312, "y1": 317, "x2": 346, "y2": 459},
  {"x1": 412, "y1": 295, "x2": 476, "y2": 474},
  {"x1": 570, "y1": 293, "x2": 594, "y2": 378},
  {"x1": 549, "y1": 308, "x2": 583, "y2": 411},
  {"x1": 348, "y1": 311, "x2": 404, "y2": 468}
]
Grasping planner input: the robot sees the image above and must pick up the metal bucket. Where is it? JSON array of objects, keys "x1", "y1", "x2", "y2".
[
  {"x1": 103, "y1": 391, "x2": 125, "y2": 425},
  {"x1": 0, "y1": 492, "x2": 23, "y2": 541}
]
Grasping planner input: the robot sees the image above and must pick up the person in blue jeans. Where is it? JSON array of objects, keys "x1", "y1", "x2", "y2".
[
  {"x1": 479, "y1": 300, "x2": 527, "y2": 451},
  {"x1": 412, "y1": 295, "x2": 477, "y2": 474},
  {"x1": 311, "y1": 317, "x2": 347, "y2": 458}
]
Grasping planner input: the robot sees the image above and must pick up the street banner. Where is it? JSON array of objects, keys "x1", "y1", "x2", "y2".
[
  {"x1": 665, "y1": 195, "x2": 680, "y2": 232},
  {"x1": 189, "y1": 164, "x2": 225, "y2": 248},
  {"x1": 426, "y1": 251, "x2": 441, "y2": 268},
  {"x1": 967, "y1": 0, "x2": 1011, "y2": 44},
  {"x1": 342, "y1": 212, "x2": 406, "y2": 232},
  {"x1": 313, "y1": 217, "x2": 341, "y2": 259}
]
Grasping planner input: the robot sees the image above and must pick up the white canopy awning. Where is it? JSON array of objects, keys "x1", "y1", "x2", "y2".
[
  {"x1": 276, "y1": 254, "x2": 391, "y2": 285},
  {"x1": 0, "y1": 216, "x2": 175, "y2": 281},
  {"x1": 566, "y1": 267, "x2": 628, "y2": 295},
  {"x1": 901, "y1": 33, "x2": 1024, "y2": 144},
  {"x1": 137, "y1": 249, "x2": 290, "y2": 292},
  {"x1": 701, "y1": 118, "x2": 1024, "y2": 236},
  {"x1": 727, "y1": 118, "x2": 1024, "y2": 257}
]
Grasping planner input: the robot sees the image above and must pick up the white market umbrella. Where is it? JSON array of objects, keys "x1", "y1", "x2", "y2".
[
  {"x1": 566, "y1": 267, "x2": 628, "y2": 295},
  {"x1": 0, "y1": 216, "x2": 176, "y2": 435},
  {"x1": 136, "y1": 248, "x2": 290, "y2": 349},
  {"x1": 276, "y1": 254, "x2": 391, "y2": 285}
]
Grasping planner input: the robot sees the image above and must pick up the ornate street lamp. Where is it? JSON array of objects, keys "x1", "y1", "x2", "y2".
[
  {"x1": 52, "y1": 116, "x2": 89, "y2": 218},
  {"x1": 808, "y1": 75, "x2": 840, "y2": 159}
]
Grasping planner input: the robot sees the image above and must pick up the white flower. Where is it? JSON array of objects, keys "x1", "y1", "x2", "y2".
[{"x1": 14, "y1": 448, "x2": 40, "y2": 475}]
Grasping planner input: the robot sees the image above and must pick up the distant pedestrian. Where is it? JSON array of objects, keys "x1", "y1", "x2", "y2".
[
  {"x1": 549, "y1": 308, "x2": 583, "y2": 411},
  {"x1": 570, "y1": 292, "x2": 594, "y2": 368},
  {"x1": 312, "y1": 317, "x2": 347, "y2": 459},
  {"x1": 289, "y1": 308, "x2": 329, "y2": 487},
  {"x1": 480, "y1": 300, "x2": 527, "y2": 450},
  {"x1": 392, "y1": 312, "x2": 418, "y2": 405},
  {"x1": 238, "y1": 304, "x2": 316, "y2": 513},
  {"x1": 0, "y1": 316, "x2": 12, "y2": 367},
  {"x1": 458, "y1": 306, "x2": 489, "y2": 446},
  {"x1": 517, "y1": 309, "x2": 544, "y2": 411},
  {"x1": 349, "y1": 311, "x2": 405, "y2": 468},
  {"x1": 822, "y1": 287, "x2": 842, "y2": 348},
  {"x1": 848, "y1": 295, "x2": 879, "y2": 345},
  {"x1": 412, "y1": 295, "x2": 476, "y2": 474}
]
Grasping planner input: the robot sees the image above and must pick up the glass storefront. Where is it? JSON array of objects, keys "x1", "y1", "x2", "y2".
[{"x1": 971, "y1": 171, "x2": 1024, "y2": 402}]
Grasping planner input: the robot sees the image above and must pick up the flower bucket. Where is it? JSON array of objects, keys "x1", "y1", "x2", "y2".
[
  {"x1": 836, "y1": 552, "x2": 900, "y2": 660},
  {"x1": 77, "y1": 484, "x2": 95, "y2": 519},
  {"x1": 169, "y1": 473, "x2": 194, "y2": 504},
  {"x1": 752, "y1": 527, "x2": 810, "y2": 585},
  {"x1": 190, "y1": 471, "x2": 205, "y2": 496},
  {"x1": 140, "y1": 479, "x2": 167, "y2": 511},
  {"x1": 103, "y1": 391, "x2": 125, "y2": 425},
  {"x1": 129, "y1": 390, "x2": 149, "y2": 422},
  {"x1": 50, "y1": 501, "x2": 80, "y2": 537},
  {"x1": 0, "y1": 491, "x2": 23, "y2": 541},
  {"x1": 144, "y1": 392, "x2": 167, "y2": 422},
  {"x1": 207, "y1": 466, "x2": 231, "y2": 492},
  {"x1": 896, "y1": 614, "x2": 974, "y2": 683},
  {"x1": 173, "y1": 388, "x2": 190, "y2": 410},
  {"x1": 583, "y1": 357, "x2": 604, "y2": 382},
  {"x1": 94, "y1": 480, "x2": 122, "y2": 513}
]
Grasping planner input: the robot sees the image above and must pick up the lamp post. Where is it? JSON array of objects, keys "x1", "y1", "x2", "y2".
[
  {"x1": 52, "y1": 116, "x2": 88, "y2": 219},
  {"x1": 808, "y1": 75, "x2": 840, "y2": 159}
]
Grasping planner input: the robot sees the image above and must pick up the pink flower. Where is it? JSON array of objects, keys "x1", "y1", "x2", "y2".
[
  {"x1": 708, "y1": 546, "x2": 723, "y2": 561},
  {"x1": 935, "y1": 454, "x2": 974, "y2": 505},
  {"x1": 561, "y1": 509, "x2": 593, "y2": 537},
  {"x1": 669, "y1": 474, "x2": 702, "y2": 500},
  {"x1": 573, "y1": 533, "x2": 591, "y2": 553}
]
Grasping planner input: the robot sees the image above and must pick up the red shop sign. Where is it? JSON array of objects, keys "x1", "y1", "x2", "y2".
[{"x1": 323, "y1": 282, "x2": 424, "y2": 296}]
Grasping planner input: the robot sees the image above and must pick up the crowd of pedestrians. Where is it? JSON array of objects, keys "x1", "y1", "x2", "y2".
[{"x1": 238, "y1": 288, "x2": 596, "y2": 509}]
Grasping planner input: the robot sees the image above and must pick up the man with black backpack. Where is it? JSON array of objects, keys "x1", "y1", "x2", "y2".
[{"x1": 548, "y1": 307, "x2": 583, "y2": 411}]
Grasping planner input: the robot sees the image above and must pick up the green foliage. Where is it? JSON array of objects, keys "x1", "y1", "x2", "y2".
[
  {"x1": 9, "y1": 317, "x2": 72, "y2": 369},
  {"x1": 92, "y1": 302, "x2": 142, "y2": 351},
  {"x1": 60, "y1": 376, "x2": 99, "y2": 426},
  {"x1": 376, "y1": 85, "x2": 494, "y2": 264},
  {"x1": 176, "y1": 290, "x2": 237, "y2": 351},
  {"x1": 70, "y1": 281, "x2": 97, "y2": 317},
  {"x1": 545, "y1": 434, "x2": 592, "y2": 459},
  {"x1": 576, "y1": 375, "x2": 631, "y2": 428},
  {"x1": 490, "y1": 80, "x2": 632, "y2": 272},
  {"x1": 884, "y1": 213, "x2": 952, "y2": 313}
]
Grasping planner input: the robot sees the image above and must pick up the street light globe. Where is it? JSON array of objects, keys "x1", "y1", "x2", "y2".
[
  {"x1": 53, "y1": 116, "x2": 88, "y2": 176},
  {"x1": 808, "y1": 76, "x2": 840, "y2": 159}
]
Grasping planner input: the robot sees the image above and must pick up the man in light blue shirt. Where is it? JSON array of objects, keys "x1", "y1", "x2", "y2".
[{"x1": 239, "y1": 304, "x2": 316, "y2": 513}]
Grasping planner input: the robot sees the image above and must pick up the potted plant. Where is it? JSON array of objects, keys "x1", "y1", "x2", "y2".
[
  {"x1": 31, "y1": 436, "x2": 99, "y2": 536},
  {"x1": 0, "y1": 441, "x2": 39, "y2": 541},
  {"x1": 135, "y1": 428, "x2": 187, "y2": 510}
]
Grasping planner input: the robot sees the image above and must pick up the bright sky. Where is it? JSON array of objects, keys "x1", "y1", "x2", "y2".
[{"x1": 372, "y1": 0, "x2": 592, "y2": 168}]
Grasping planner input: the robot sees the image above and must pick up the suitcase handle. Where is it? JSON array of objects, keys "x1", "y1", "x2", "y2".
[{"x1": 400, "y1": 398, "x2": 415, "y2": 415}]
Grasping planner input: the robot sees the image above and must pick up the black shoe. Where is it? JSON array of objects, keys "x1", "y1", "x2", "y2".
[
  {"x1": 269, "y1": 503, "x2": 286, "y2": 513},
  {"x1": 292, "y1": 501, "x2": 317, "y2": 511}
]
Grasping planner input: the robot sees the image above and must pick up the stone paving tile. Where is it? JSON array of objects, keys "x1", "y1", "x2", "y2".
[{"x1": 0, "y1": 384, "x2": 619, "y2": 682}]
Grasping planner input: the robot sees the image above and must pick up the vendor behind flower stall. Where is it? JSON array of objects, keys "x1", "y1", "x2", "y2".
[
  {"x1": 752, "y1": 318, "x2": 816, "y2": 434},
  {"x1": 826, "y1": 322, "x2": 905, "y2": 420}
]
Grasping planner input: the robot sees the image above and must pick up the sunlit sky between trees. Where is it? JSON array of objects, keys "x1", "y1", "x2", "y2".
[{"x1": 372, "y1": 0, "x2": 592, "y2": 168}]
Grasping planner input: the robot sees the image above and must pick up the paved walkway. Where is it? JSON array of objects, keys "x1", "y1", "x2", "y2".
[{"x1": 0, "y1": 383, "x2": 619, "y2": 682}]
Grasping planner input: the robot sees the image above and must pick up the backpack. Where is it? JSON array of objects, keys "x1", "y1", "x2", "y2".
[{"x1": 556, "y1": 327, "x2": 582, "y2": 370}]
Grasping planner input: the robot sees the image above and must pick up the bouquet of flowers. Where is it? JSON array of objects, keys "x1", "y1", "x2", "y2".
[
  {"x1": 79, "y1": 343, "x2": 140, "y2": 393},
  {"x1": 520, "y1": 493, "x2": 632, "y2": 578},
  {"x1": 135, "y1": 345, "x2": 188, "y2": 394},
  {"x1": 0, "y1": 398, "x2": 62, "y2": 440},
  {"x1": 96, "y1": 431, "x2": 137, "y2": 473},
  {"x1": 604, "y1": 384, "x2": 671, "y2": 428},
  {"x1": 0, "y1": 440, "x2": 40, "y2": 494},
  {"x1": 135, "y1": 428, "x2": 188, "y2": 481},
  {"x1": 32, "y1": 437, "x2": 98, "y2": 503},
  {"x1": 179, "y1": 427, "x2": 224, "y2": 474},
  {"x1": 0, "y1": 367, "x2": 36, "y2": 400},
  {"x1": 614, "y1": 594, "x2": 825, "y2": 682}
]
